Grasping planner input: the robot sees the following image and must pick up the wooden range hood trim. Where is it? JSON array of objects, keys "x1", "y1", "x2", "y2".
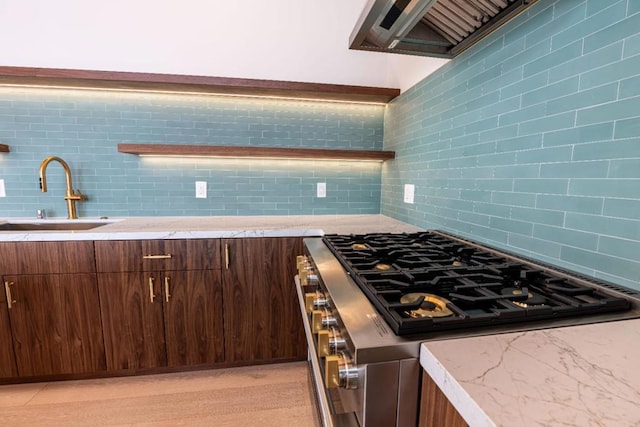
[
  {"x1": 0, "y1": 66, "x2": 400, "y2": 104},
  {"x1": 118, "y1": 143, "x2": 395, "y2": 161},
  {"x1": 0, "y1": 144, "x2": 9, "y2": 153}
]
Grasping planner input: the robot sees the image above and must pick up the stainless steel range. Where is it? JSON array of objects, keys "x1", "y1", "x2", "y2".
[{"x1": 295, "y1": 230, "x2": 640, "y2": 427}]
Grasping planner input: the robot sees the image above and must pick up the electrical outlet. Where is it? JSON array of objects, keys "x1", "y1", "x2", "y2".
[
  {"x1": 317, "y1": 182, "x2": 326, "y2": 198},
  {"x1": 403, "y1": 184, "x2": 414, "y2": 204},
  {"x1": 0, "y1": 179, "x2": 5, "y2": 197},
  {"x1": 195, "y1": 181, "x2": 207, "y2": 198}
]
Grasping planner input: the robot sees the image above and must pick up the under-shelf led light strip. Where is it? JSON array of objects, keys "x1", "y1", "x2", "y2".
[{"x1": 0, "y1": 83, "x2": 389, "y2": 106}]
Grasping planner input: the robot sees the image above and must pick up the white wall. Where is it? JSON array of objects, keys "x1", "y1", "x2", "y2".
[{"x1": 0, "y1": 0, "x2": 447, "y2": 92}]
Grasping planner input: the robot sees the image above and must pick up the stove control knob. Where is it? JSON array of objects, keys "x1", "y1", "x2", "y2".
[
  {"x1": 307, "y1": 274, "x2": 319, "y2": 286},
  {"x1": 304, "y1": 291, "x2": 328, "y2": 313},
  {"x1": 321, "y1": 310, "x2": 338, "y2": 329},
  {"x1": 329, "y1": 328, "x2": 347, "y2": 354},
  {"x1": 299, "y1": 271, "x2": 318, "y2": 287},
  {"x1": 316, "y1": 329, "x2": 330, "y2": 357},
  {"x1": 312, "y1": 309, "x2": 337, "y2": 333},
  {"x1": 325, "y1": 352, "x2": 358, "y2": 389},
  {"x1": 314, "y1": 294, "x2": 329, "y2": 310}
]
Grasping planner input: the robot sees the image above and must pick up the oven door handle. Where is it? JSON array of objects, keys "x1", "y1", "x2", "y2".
[{"x1": 295, "y1": 277, "x2": 359, "y2": 427}]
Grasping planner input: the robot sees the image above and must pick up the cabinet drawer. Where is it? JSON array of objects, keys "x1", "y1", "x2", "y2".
[
  {"x1": 95, "y1": 239, "x2": 221, "y2": 272},
  {"x1": 0, "y1": 241, "x2": 96, "y2": 274}
]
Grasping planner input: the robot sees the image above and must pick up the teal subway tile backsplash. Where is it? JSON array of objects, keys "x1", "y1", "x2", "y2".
[
  {"x1": 569, "y1": 179, "x2": 640, "y2": 198},
  {"x1": 543, "y1": 123, "x2": 614, "y2": 146},
  {"x1": 515, "y1": 146, "x2": 572, "y2": 164},
  {"x1": 583, "y1": 5, "x2": 640, "y2": 53},
  {"x1": 534, "y1": 224, "x2": 599, "y2": 251},
  {"x1": 604, "y1": 199, "x2": 640, "y2": 220},
  {"x1": 382, "y1": 0, "x2": 640, "y2": 289},
  {"x1": 539, "y1": 160, "x2": 609, "y2": 178},
  {"x1": 561, "y1": 246, "x2": 639, "y2": 282},
  {"x1": 572, "y1": 138, "x2": 640, "y2": 160},
  {"x1": 0, "y1": 89, "x2": 384, "y2": 217},
  {"x1": 609, "y1": 159, "x2": 640, "y2": 178},
  {"x1": 523, "y1": 41, "x2": 583, "y2": 78},
  {"x1": 580, "y1": 54, "x2": 640, "y2": 91},
  {"x1": 613, "y1": 116, "x2": 640, "y2": 138},
  {"x1": 599, "y1": 235, "x2": 640, "y2": 262},
  {"x1": 551, "y1": 0, "x2": 626, "y2": 50},
  {"x1": 536, "y1": 194, "x2": 604, "y2": 215}
]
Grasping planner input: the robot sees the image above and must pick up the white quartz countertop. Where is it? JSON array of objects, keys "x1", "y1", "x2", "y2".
[
  {"x1": 420, "y1": 319, "x2": 640, "y2": 426},
  {"x1": 0, "y1": 215, "x2": 423, "y2": 241}
]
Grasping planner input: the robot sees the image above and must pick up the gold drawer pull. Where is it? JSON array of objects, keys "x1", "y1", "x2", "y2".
[
  {"x1": 148, "y1": 277, "x2": 156, "y2": 303},
  {"x1": 164, "y1": 276, "x2": 171, "y2": 303},
  {"x1": 143, "y1": 254, "x2": 172, "y2": 260},
  {"x1": 4, "y1": 281, "x2": 16, "y2": 309},
  {"x1": 225, "y1": 244, "x2": 230, "y2": 270}
]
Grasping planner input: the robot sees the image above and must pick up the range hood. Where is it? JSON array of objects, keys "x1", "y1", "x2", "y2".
[{"x1": 350, "y1": 0, "x2": 539, "y2": 58}]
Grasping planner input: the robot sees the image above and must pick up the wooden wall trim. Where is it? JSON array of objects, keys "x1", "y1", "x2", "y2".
[{"x1": 0, "y1": 66, "x2": 400, "y2": 104}]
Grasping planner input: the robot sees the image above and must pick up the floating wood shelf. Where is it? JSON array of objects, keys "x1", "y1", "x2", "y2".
[
  {"x1": 0, "y1": 144, "x2": 9, "y2": 152},
  {"x1": 118, "y1": 143, "x2": 395, "y2": 161},
  {"x1": 0, "y1": 66, "x2": 400, "y2": 104}
]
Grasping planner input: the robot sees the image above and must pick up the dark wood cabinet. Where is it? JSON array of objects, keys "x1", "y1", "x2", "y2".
[
  {"x1": 0, "y1": 241, "x2": 105, "y2": 378},
  {"x1": 222, "y1": 237, "x2": 306, "y2": 363},
  {"x1": 97, "y1": 271, "x2": 167, "y2": 371},
  {"x1": 0, "y1": 234, "x2": 307, "y2": 382},
  {"x1": 0, "y1": 282, "x2": 18, "y2": 378},
  {"x1": 162, "y1": 270, "x2": 224, "y2": 367},
  {"x1": 4, "y1": 274, "x2": 106, "y2": 377},
  {"x1": 419, "y1": 370, "x2": 468, "y2": 427},
  {"x1": 95, "y1": 239, "x2": 224, "y2": 372},
  {"x1": 94, "y1": 239, "x2": 221, "y2": 273}
]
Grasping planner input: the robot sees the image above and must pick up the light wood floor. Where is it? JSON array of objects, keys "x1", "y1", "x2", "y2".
[{"x1": 0, "y1": 362, "x2": 319, "y2": 426}]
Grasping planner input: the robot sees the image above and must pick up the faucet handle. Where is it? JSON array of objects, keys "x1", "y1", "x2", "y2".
[{"x1": 65, "y1": 189, "x2": 85, "y2": 201}]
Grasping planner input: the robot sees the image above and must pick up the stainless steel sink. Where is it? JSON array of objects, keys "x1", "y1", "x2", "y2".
[{"x1": 0, "y1": 220, "x2": 114, "y2": 231}]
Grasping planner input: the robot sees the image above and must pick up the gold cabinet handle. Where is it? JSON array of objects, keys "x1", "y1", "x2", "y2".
[
  {"x1": 148, "y1": 277, "x2": 156, "y2": 303},
  {"x1": 143, "y1": 254, "x2": 172, "y2": 260},
  {"x1": 4, "y1": 281, "x2": 15, "y2": 309},
  {"x1": 224, "y1": 244, "x2": 230, "y2": 270},
  {"x1": 164, "y1": 276, "x2": 171, "y2": 303}
]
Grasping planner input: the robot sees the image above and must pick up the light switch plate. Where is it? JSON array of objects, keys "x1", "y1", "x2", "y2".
[
  {"x1": 317, "y1": 182, "x2": 326, "y2": 198},
  {"x1": 195, "y1": 181, "x2": 207, "y2": 198},
  {"x1": 403, "y1": 184, "x2": 414, "y2": 204},
  {"x1": 0, "y1": 179, "x2": 5, "y2": 197}
]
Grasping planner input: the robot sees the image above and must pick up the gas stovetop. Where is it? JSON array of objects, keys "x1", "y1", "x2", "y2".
[{"x1": 322, "y1": 231, "x2": 639, "y2": 336}]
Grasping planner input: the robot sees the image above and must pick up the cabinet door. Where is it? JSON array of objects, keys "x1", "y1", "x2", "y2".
[
  {"x1": 0, "y1": 279, "x2": 18, "y2": 378},
  {"x1": 98, "y1": 272, "x2": 167, "y2": 371},
  {"x1": 222, "y1": 237, "x2": 306, "y2": 363},
  {"x1": 163, "y1": 270, "x2": 224, "y2": 366},
  {"x1": 5, "y1": 274, "x2": 106, "y2": 377}
]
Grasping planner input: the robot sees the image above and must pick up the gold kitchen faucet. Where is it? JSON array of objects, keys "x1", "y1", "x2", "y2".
[{"x1": 38, "y1": 156, "x2": 85, "y2": 219}]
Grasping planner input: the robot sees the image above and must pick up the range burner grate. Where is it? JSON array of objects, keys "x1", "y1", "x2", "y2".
[{"x1": 323, "y1": 231, "x2": 635, "y2": 335}]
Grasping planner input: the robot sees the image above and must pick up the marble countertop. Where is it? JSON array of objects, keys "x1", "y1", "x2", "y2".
[
  {"x1": 420, "y1": 319, "x2": 640, "y2": 426},
  {"x1": 0, "y1": 215, "x2": 423, "y2": 241}
]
